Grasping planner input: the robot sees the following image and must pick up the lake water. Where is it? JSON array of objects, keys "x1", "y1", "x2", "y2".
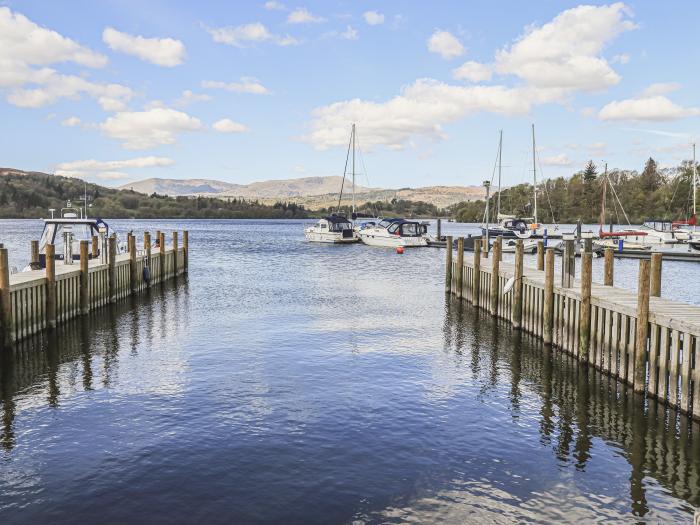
[{"x1": 0, "y1": 219, "x2": 699, "y2": 524}]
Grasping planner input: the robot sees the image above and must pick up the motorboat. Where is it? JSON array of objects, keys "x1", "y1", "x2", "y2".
[
  {"x1": 359, "y1": 218, "x2": 429, "y2": 247},
  {"x1": 304, "y1": 215, "x2": 359, "y2": 244}
]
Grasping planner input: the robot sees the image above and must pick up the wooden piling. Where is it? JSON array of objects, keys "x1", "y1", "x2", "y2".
[
  {"x1": 46, "y1": 244, "x2": 56, "y2": 328},
  {"x1": 436, "y1": 218, "x2": 442, "y2": 240},
  {"x1": 562, "y1": 239, "x2": 575, "y2": 288},
  {"x1": 79, "y1": 240, "x2": 89, "y2": 315},
  {"x1": 183, "y1": 230, "x2": 189, "y2": 273},
  {"x1": 604, "y1": 248, "x2": 614, "y2": 286},
  {"x1": 543, "y1": 248, "x2": 555, "y2": 345},
  {"x1": 579, "y1": 252, "x2": 592, "y2": 361},
  {"x1": 31, "y1": 240, "x2": 39, "y2": 267},
  {"x1": 472, "y1": 239, "x2": 481, "y2": 306},
  {"x1": 536, "y1": 240, "x2": 544, "y2": 271},
  {"x1": 444, "y1": 235, "x2": 453, "y2": 293},
  {"x1": 108, "y1": 235, "x2": 116, "y2": 303},
  {"x1": 511, "y1": 239, "x2": 524, "y2": 329},
  {"x1": 455, "y1": 237, "x2": 464, "y2": 299},
  {"x1": 159, "y1": 232, "x2": 166, "y2": 283},
  {"x1": 173, "y1": 231, "x2": 179, "y2": 276},
  {"x1": 91, "y1": 235, "x2": 98, "y2": 259},
  {"x1": 0, "y1": 248, "x2": 12, "y2": 346},
  {"x1": 634, "y1": 259, "x2": 651, "y2": 393},
  {"x1": 650, "y1": 253, "x2": 662, "y2": 297},
  {"x1": 144, "y1": 231, "x2": 152, "y2": 289},
  {"x1": 129, "y1": 234, "x2": 137, "y2": 294},
  {"x1": 490, "y1": 237, "x2": 501, "y2": 315}
]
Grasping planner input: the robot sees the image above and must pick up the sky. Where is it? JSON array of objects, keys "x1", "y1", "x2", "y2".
[{"x1": 1, "y1": 0, "x2": 699, "y2": 189}]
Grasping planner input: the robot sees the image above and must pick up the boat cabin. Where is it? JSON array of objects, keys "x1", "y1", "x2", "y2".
[
  {"x1": 317, "y1": 215, "x2": 354, "y2": 237},
  {"x1": 643, "y1": 219, "x2": 674, "y2": 232},
  {"x1": 386, "y1": 220, "x2": 424, "y2": 237}
]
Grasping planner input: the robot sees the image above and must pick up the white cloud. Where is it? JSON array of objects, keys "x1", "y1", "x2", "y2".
[
  {"x1": 287, "y1": 8, "x2": 325, "y2": 24},
  {"x1": 202, "y1": 78, "x2": 271, "y2": 95},
  {"x1": 264, "y1": 1, "x2": 286, "y2": 10},
  {"x1": 56, "y1": 156, "x2": 175, "y2": 171},
  {"x1": 641, "y1": 82, "x2": 681, "y2": 97},
  {"x1": 611, "y1": 53, "x2": 630, "y2": 64},
  {"x1": 61, "y1": 116, "x2": 81, "y2": 127},
  {"x1": 427, "y1": 30, "x2": 464, "y2": 59},
  {"x1": 206, "y1": 22, "x2": 298, "y2": 47},
  {"x1": 363, "y1": 11, "x2": 385, "y2": 26},
  {"x1": 599, "y1": 95, "x2": 700, "y2": 121},
  {"x1": 100, "y1": 108, "x2": 203, "y2": 149},
  {"x1": 174, "y1": 89, "x2": 212, "y2": 107},
  {"x1": 541, "y1": 153, "x2": 571, "y2": 166},
  {"x1": 341, "y1": 26, "x2": 358, "y2": 40},
  {"x1": 453, "y1": 61, "x2": 492, "y2": 82},
  {"x1": 102, "y1": 27, "x2": 186, "y2": 67},
  {"x1": 213, "y1": 118, "x2": 248, "y2": 133}
]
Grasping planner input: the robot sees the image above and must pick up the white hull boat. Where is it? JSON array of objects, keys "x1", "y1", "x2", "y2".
[
  {"x1": 359, "y1": 219, "x2": 428, "y2": 248},
  {"x1": 305, "y1": 215, "x2": 359, "y2": 244}
]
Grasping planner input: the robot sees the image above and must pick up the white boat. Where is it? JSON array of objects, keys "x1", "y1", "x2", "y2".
[
  {"x1": 304, "y1": 215, "x2": 359, "y2": 244},
  {"x1": 359, "y1": 218, "x2": 429, "y2": 248}
]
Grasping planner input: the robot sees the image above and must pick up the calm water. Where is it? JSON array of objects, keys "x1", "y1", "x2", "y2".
[{"x1": 0, "y1": 219, "x2": 699, "y2": 524}]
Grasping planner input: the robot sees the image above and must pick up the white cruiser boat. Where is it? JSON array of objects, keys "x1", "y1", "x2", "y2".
[
  {"x1": 359, "y1": 218, "x2": 429, "y2": 248},
  {"x1": 304, "y1": 215, "x2": 359, "y2": 244}
]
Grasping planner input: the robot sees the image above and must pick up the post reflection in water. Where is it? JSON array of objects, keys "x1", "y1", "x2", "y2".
[{"x1": 442, "y1": 294, "x2": 700, "y2": 521}]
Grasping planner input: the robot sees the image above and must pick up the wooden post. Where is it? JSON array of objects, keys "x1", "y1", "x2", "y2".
[
  {"x1": 455, "y1": 237, "x2": 464, "y2": 299},
  {"x1": 490, "y1": 237, "x2": 501, "y2": 316},
  {"x1": 536, "y1": 240, "x2": 544, "y2": 271},
  {"x1": 0, "y1": 248, "x2": 12, "y2": 346},
  {"x1": 159, "y1": 232, "x2": 166, "y2": 282},
  {"x1": 579, "y1": 252, "x2": 592, "y2": 362},
  {"x1": 129, "y1": 234, "x2": 137, "y2": 294},
  {"x1": 31, "y1": 240, "x2": 40, "y2": 268},
  {"x1": 46, "y1": 244, "x2": 57, "y2": 328},
  {"x1": 650, "y1": 253, "x2": 662, "y2": 297},
  {"x1": 473, "y1": 239, "x2": 481, "y2": 306},
  {"x1": 543, "y1": 248, "x2": 555, "y2": 345},
  {"x1": 634, "y1": 259, "x2": 651, "y2": 393},
  {"x1": 79, "y1": 240, "x2": 89, "y2": 315},
  {"x1": 604, "y1": 247, "x2": 614, "y2": 286},
  {"x1": 183, "y1": 230, "x2": 189, "y2": 273},
  {"x1": 173, "y1": 231, "x2": 179, "y2": 276},
  {"x1": 436, "y1": 218, "x2": 442, "y2": 240},
  {"x1": 108, "y1": 235, "x2": 116, "y2": 303},
  {"x1": 444, "y1": 235, "x2": 453, "y2": 293},
  {"x1": 511, "y1": 239, "x2": 524, "y2": 329},
  {"x1": 562, "y1": 238, "x2": 575, "y2": 288},
  {"x1": 144, "y1": 231, "x2": 152, "y2": 289},
  {"x1": 91, "y1": 235, "x2": 98, "y2": 259}
]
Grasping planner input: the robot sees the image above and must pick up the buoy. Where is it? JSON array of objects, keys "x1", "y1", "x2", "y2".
[{"x1": 396, "y1": 246, "x2": 404, "y2": 254}]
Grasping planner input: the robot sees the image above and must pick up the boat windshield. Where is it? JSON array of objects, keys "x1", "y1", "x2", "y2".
[
  {"x1": 50, "y1": 223, "x2": 95, "y2": 253},
  {"x1": 378, "y1": 219, "x2": 393, "y2": 228},
  {"x1": 400, "y1": 223, "x2": 421, "y2": 236},
  {"x1": 328, "y1": 221, "x2": 351, "y2": 232}
]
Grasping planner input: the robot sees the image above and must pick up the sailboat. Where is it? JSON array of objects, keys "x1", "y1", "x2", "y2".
[{"x1": 304, "y1": 124, "x2": 361, "y2": 244}]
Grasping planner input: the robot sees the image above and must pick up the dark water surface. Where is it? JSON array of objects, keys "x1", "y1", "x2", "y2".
[{"x1": 0, "y1": 219, "x2": 699, "y2": 524}]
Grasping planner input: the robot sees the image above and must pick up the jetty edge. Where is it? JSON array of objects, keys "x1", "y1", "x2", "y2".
[
  {"x1": 0, "y1": 230, "x2": 188, "y2": 346},
  {"x1": 447, "y1": 235, "x2": 700, "y2": 421}
]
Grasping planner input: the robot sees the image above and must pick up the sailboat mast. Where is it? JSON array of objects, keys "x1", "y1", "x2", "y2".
[
  {"x1": 600, "y1": 164, "x2": 608, "y2": 233},
  {"x1": 531, "y1": 124, "x2": 538, "y2": 224},
  {"x1": 693, "y1": 142, "x2": 697, "y2": 230},
  {"x1": 352, "y1": 123, "x2": 356, "y2": 217},
  {"x1": 497, "y1": 130, "x2": 502, "y2": 219}
]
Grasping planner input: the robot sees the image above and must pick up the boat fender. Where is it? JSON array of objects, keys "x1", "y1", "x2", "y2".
[{"x1": 143, "y1": 265, "x2": 151, "y2": 284}]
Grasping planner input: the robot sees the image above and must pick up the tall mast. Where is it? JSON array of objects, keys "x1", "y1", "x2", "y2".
[
  {"x1": 693, "y1": 143, "x2": 697, "y2": 230},
  {"x1": 352, "y1": 123, "x2": 356, "y2": 217},
  {"x1": 497, "y1": 130, "x2": 502, "y2": 218},
  {"x1": 600, "y1": 164, "x2": 608, "y2": 234},
  {"x1": 531, "y1": 124, "x2": 538, "y2": 224}
]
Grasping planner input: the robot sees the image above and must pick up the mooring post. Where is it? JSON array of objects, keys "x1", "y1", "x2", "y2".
[
  {"x1": 0, "y1": 248, "x2": 13, "y2": 346},
  {"x1": 604, "y1": 247, "x2": 614, "y2": 286},
  {"x1": 173, "y1": 231, "x2": 179, "y2": 276},
  {"x1": 490, "y1": 237, "x2": 501, "y2": 316},
  {"x1": 543, "y1": 248, "x2": 555, "y2": 345},
  {"x1": 512, "y1": 239, "x2": 524, "y2": 329},
  {"x1": 473, "y1": 239, "x2": 481, "y2": 306},
  {"x1": 31, "y1": 240, "x2": 40, "y2": 268},
  {"x1": 455, "y1": 237, "x2": 464, "y2": 299},
  {"x1": 444, "y1": 235, "x2": 453, "y2": 293},
  {"x1": 436, "y1": 218, "x2": 442, "y2": 240},
  {"x1": 562, "y1": 237, "x2": 575, "y2": 288},
  {"x1": 45, "y1": 244, "x2": 57, "y2": 329},
  {"x1": 579, "y1": 252, "x2": 593, "y2": 362},
  {"x1": 183, "y1": 230, "x2": 189, "y2": 273},
  {"x1": 144, "y1": 231, "x2": 152, "y2": 289},
  {"x1": 159, "y1": 232, "x2": 166, "y2": 282},
  {"x1": 79, "y1": 240, "x2": 89, "y2": 315},
  {"x1": 650, "y1": 253, "x2": 662, "y2": 297},
  {"x1": 536, "y1": 240, "x2": 544, "y2": 271},
  {"x1": 91, "y1": 235, "x2": 98, "y2": 259},
  {"x1": 634, "y1": 259, "x2": 651, "y2": 393},
  {"x1": 129, "y1": 234, "x2": 137, "y2": 294},
  {"x1": 108, "y1": 235, "x2": 116, "y2": 303}
]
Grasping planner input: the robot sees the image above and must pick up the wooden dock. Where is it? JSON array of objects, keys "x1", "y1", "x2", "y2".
[
  {"x1": 445, "y1": 235, "x2": 700, "y2": 421},
  {"x1": 0, "y1": 231, "x2": 188, "y2": 346}
]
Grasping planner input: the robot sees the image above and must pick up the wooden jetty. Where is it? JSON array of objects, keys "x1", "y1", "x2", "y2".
[
  {"x1": 0, "y1": 231, "x2": 188, "y2": 346},
  {"x1": 444, "y1": 235, "x2": 700, "y2": 421}
]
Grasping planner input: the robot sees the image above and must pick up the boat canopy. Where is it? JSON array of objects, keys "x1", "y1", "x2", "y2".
[
  {"x1": 386, "y1": 219, "x2": 424, "y2": 237},
  {"x1": 39, "y1": 218, "x2": 110, "y2": 253}
]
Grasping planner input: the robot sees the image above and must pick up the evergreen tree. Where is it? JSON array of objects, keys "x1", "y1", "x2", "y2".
[{"x1": 583, "y1": 160, "x2": 598, "y2": 182}]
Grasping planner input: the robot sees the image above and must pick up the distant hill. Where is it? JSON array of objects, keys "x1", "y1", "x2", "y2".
[{"x1": 120, "y1": 176, "x2": 485, "y2": 210}]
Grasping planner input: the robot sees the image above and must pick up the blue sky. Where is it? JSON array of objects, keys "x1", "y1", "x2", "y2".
[{"x1": 1, "y1": 1, "x2": 698, "y2": 189}]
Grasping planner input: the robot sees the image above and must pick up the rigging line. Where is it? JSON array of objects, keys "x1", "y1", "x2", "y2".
[
  {"x1": 534, "y1": 146, "x2": 558, "y2": 225},
  {"x1": 482, "y1": 137, "x2": 502, "y2": 226},
  {"x1": 336, "y1": 129, "x2": 353, "y2": 214},
  {"x1": 355, "y1": 129, "x2": 382, "y2": 219},
  {"x1": 664, "y1": 170, "x2": 684, "y2": 220},
  {"x1": 606, "y1": 172, "x2": 632, "y2": 225}
]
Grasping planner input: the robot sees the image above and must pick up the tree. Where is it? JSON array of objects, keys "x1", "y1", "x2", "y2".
[
  {"x1": 583, "y1": 160, "x2": 598, "y2": 182},
  {"x1": 640, "y1": 157, "x2": 662, "y2": 192}
]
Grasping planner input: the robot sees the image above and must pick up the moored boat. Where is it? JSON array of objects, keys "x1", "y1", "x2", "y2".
[
  {"x1": 359, "y1": 218, "x2": 429, "y2": 247},
  {"x1": 304, "y1": 215, "x2": 359, "y2": 244}
]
